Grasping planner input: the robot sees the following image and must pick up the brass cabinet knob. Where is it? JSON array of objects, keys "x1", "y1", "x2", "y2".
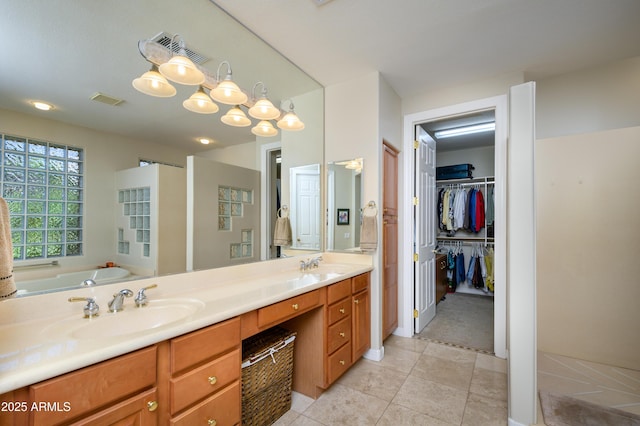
[
  {"x1": 292, "y1": 303, "x2": 299, "y2": 310},
  {"x1": 354, "y1": 299, "x2": 360, "y2": 304},
  {"x1": 339, "y1": 308, "x2": 345, "y2": 314},
  {"x1": 339, "y1": 360, "x2": 345, "y2": 365},
  {"x1": 208, "y1": 376, "x2": 217, "y2": 385},
  {"x1": 208, "y1": 420, "x2": 217, "y2": 426},
  {"x1": 339, "y1": 332, "x2": 345, "y2": 338},
  {"x1": 147, "y1": 401, "x2": 158, "y2": 412}
]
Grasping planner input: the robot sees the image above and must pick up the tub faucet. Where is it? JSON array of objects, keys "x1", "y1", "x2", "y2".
[{"x1": 108, "y1": 289, "x2": 133, "y2": 312}]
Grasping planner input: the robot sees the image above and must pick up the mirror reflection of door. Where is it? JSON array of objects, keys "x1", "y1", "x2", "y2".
[
  {"x1": 290, "y1": 164, "x2": 320, "y2": 250},
  {"x1": 268, "y1": 150, "x2": 282, "y2": 259}
]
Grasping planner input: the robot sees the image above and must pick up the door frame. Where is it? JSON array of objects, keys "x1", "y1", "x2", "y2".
[
  {"x1": 260, "y1": 142, "x2": 282, "y2": 260},
  {"x1": 400, "y1": 95, "x2": 507, "y2": 359}
]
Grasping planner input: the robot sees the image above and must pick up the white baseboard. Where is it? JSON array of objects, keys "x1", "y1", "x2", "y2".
[
  {"x1": 508, "y1": 417, "x2": 528, "y2": 426},
  {"x1": 363, "y1": 346, "x2": 384, "y2": 362}
]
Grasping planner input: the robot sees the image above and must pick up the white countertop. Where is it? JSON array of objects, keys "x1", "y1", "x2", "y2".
[{"x1": 0, "y1": 252, "x2": 373, "y2": 394}]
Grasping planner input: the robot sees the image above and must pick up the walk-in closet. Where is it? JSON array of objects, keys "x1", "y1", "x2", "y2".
[{"x1": 417, "y1": 110, "x2": 497, "y2": 354}]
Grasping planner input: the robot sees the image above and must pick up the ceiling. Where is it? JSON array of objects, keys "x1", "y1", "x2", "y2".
[
  {"x1": 2, "y1": 0, "x2": 640, "y2": 154},
  {"x1": 214, "y1": 0, "x2": 640, "y2": 98}
]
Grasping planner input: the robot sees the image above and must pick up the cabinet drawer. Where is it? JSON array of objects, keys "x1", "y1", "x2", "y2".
[
  {"x1": 170, "y1": 381, "x2": 241, "y2": 426},
  {"x1": 352, "y1": 273, "x2": 369, "y2": 294},
  {"x1": 170, "y1": 348, "x2": 241, "y2": 414},
  {"x1": 171, "y1": 317, "x2": 240, "y2": 374},
  {"x1": 327, "y1": 317, "x2": 351, "y2": 354},
  {"x1": 327, "y1": 279, "x2": 351, "y2": 305},
  {"x1": 327, "y1": 342, "x2": 352, "y2": 385},
  {"x1": 257, "y1": 290, "x2": 320, "y2": 327},
  {"x1": 29, "y1": 346, "x2": 156, "y2": 425},
  {"x1": 327, "y1": 298, "x2": 351, "y2": 325}
]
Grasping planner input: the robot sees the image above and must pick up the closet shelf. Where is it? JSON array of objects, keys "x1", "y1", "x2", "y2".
[
  {"x1": 436, "y1": 175, "x2": 494, "y2": 185},
  {"x1": 437, "y1": 236, "x2": 494, "y2": 243}
]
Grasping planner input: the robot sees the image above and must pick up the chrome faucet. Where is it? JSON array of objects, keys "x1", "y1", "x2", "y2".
[
  {"x1": 82, "y1": 279, "x2": 96, "y2": 287},
  {"x1": 134, "y1": 284, "x2": 158, "y2": 307},
  {"x1": 68, "y1": 296, "x2": 100, "y2": 318},
  {"x1": 108, "y1": 289, "x2": 133, "y2": 312},
  {"x1": 300, "y1": 256, "x2": 323, "y2": 271}
]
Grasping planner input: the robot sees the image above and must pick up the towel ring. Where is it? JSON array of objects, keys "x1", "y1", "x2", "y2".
[
  {"x1": 362, "y1": 200, "x2": 378, "y2": 217},
  {"x1": 277, "y1": 205, "x2": 289, "y2": 218}
]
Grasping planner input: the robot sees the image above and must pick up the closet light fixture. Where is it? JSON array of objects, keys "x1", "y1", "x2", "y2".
[
  {"x1": 248, "y1": 82, "x2": 280, "y2": 120},
  {"x1": 158, "y1": 35, "x2": 205, "y2": 85},
  {"x1": 221, "y1": 105, "x2": 251, "y2": 127},
  {"x1": 31, "y1": 101, "x2": 54, "y2": 111},
  {"x1": 210, "y1": 61, "x2": 248, "y2": 105},
  {"x1": 251, "y1": 120, "x2": 278, "y2": 137},
  {"x1": 276, "y1": 100, "x2": 305, "y2": 131},
  {"x1": 434, "y1": 122, "x2": 495, "y2": 139},
  {"x1": 183, "y1": 86, "x2": 219, "y2": 114},
  {"x1": 132, "y1": 64, "x2": 177, "y2": 97}
]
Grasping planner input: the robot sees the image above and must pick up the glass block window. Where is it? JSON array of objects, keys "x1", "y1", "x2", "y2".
[
  {"x1": 217, "y1": 185, "x2": 252, "y2": 231},
  {"x1": 1, "y1": 134, "x2": 83, "y2": 260},
  {"x1": 118, "y1": 186, "x2": 151, "y2": 257}
]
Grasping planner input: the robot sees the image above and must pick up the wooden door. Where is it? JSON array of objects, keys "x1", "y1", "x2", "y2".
[{"x1": 382, "y1": 142, "x2": 399, "y2": 340}]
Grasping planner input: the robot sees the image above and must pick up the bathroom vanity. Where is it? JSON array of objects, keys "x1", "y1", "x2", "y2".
[{"x1": 0, "y1": 253, "x2": 372, "y2": 425}]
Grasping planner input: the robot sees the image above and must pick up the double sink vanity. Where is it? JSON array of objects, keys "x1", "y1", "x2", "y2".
[{"x1": 0, "y1": 252, "x2": 372, "y2": 425}]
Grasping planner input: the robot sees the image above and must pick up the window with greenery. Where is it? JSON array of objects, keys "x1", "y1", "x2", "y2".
[{"x1": 1, "y1": 134, "x2": 83, "y2": 260}]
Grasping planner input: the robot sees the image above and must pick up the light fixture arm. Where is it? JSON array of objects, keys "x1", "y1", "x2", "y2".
[
  {"x1": 251, "y1": 81, "x2": 268, "y2": 101},
  {"x1": 216, "y1": 60, "x2": 233, "y2": 82},
  {"x1": 168, "y1": 34, "x2": 185, "y2": 56}
]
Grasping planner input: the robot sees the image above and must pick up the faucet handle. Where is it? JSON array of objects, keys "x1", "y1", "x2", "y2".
[
  {"x1": 69, "y1": 297, "x2": 100, "y2": 318},
  {"x1": 135, "y1": 284, "x2": 158, "y2": 307}
]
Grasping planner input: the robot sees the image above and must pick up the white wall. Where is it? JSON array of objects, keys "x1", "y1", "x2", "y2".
[
  {"x1": 437, "y1": 145, "x2": 495, "y2": 178},
  {"x1": 1, "y1": 108, "x2": 191, "y2": 281}
]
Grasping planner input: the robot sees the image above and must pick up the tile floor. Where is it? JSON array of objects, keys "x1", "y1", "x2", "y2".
[{"x1": 274, "y1": 335, "x2": 508, "y2": 425}]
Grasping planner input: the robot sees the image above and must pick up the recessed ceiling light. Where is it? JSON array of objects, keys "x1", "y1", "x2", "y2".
[
  {"x1": 198, "y1": 138, "x2": 212, "y2": 145},
  {"x1": 31, "y1": 101, "x2": 53, "y2": 111}
]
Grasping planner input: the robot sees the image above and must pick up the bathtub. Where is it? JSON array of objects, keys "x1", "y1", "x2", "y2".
[{"x1": 16, "y1": 267, "x2": 134, "y2": 297}]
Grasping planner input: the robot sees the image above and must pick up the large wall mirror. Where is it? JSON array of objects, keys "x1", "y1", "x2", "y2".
[
  {"x1": 326, "y1": 159, "x2": 363, "y2": 252},
  {"x1": 0, "y1": 0, "x2": 324, "y2": 296}
]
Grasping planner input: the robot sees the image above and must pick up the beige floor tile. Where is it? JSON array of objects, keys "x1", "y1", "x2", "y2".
[
  {"x1": 336, "y1": 358, "x2": 407, "y2": 401},
  {"x1": 469, "y1": 367, "x2": 508, "y2": 401},
  {"x1": 572, "y1": 388, "x2": 640, "y2": 410},
  {"x1": 384, "y1": 334, "x2": 429, "y2": 353},
  {"x1": 289, "y1": 415, "x2": 325, "y2": 426},
  {"x1": 291, "y1": 391, "x2": 315, "y2": 413},
  {"x1": 423, "y1": 342, "x2": 478, "y2": 364},
  {"x1": 377, "y1": 403, "x2": 457, "y2": 426},
  {"x1": 476, "y1": 353, "x2": 507, "y2": 374},
  {"x1": 302, "y1": 383, "x2": 388, "y2": 425},
  {"x1": 375, "y1": 343, "x2": 422, "y2": 374},
  {"x1": 461, "y1": 392, "x2": 508, "y2": 426},
  {"x1": 537, "y1": 371, "x2": 597, "y2": 395},
  {"x1": 411, "y1": 351, "x2": 475, "y2": 391},
  {"x1": 392, "y1": 374, "x2": 468, "y2": 425},
  {"x1": 273, "y1": 409, "x2": 302, "y2": 426}
]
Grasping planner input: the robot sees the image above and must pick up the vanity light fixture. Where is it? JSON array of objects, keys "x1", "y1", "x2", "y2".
[
  {"x1": 221, "y1": 105, "x2": 251, "y2": 127},
  {"x1": 434, "y1": 122, "x2": 495, "y2": 139},
  {"x1": 198, "y1": 138, "x2": 212, "y2": 145},
  {"x1": 31, "y1": 101, "x2": 54, "y2": 111},
  {"x1": 276, "y1": 100, "x2": 305, "y2": 131},
  {"x1": 210, "y1": 61, "x2": 248, "y2": 105},
  {"x1": 248, "y1": 82, "x2": 280, "y2": 120},
  {"x1": 158, "y1": 35, "x2": 205, "y2": 86},
  {"x1": 132, "y1": 64, "x2": 177, "y2": 97},
  {"x1": 183, "y1": 86, "x2": 219, "y2": 114},
  {"x1": 251, "y1": 120, "x2": 278, "y2": 137}
]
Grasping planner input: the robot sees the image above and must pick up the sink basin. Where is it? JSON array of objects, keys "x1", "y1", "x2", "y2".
[{"x1": 41, "y1": 298, "x2": 205, "y2": 340}]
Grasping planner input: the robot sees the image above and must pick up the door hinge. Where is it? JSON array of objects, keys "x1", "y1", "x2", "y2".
[
  {"x1": 413, "y1": 309, "x2": 419, "y2": 318},
  {"x1": 413, "y1": 253, "x2": 419, "y2": 262},
  {"x1": 413, "y1": 197, "x2": 419, "y2": 205},
  {"x1": 413, "y1": 140, "x2": 419, "y2": 149}
]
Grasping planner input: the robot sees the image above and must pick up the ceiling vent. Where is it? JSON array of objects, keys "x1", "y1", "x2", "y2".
[
  {"x1": 151, "y1": 32, "x2": 210, "y2": 65},
  {"x1": 90, "y1": 92, "x2": 124, "y2": 106}
]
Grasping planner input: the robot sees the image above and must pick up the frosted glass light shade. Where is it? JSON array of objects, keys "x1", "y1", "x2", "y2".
[
  {"x1": 248, "y1": 98, "x2": 280, "y2": 120},
  {"x1": 276, "y1": 111, "x2": 305, "y2": 131},
  {"x1": 132, "y1": 66, "x2": 177, "y2": 97},
  {"x1": 159, "y1": 55, "x2": 205, "y2": 85},
  {"x1": 211, "y1": 79, "x2": 248, "y2": 105},
  {"x1": 251, "y1": 120, "x2": 278, "y2": 137},
  {"x1": 221, "y1": 105, "x2": 251, "y2": 127},
  {"x1": 183, "y1": 87, "x2": 219, "y2": 114}
]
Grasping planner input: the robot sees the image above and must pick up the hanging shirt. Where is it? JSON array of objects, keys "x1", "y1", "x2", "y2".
[
  {"x1": 453, "y1": 188, "x2": 466, "y2": 230},
  {"x1": 474, "y1": 189, "x2": 485, "y2": 233},
  {"x1": 467, "y1": 189, "x2": 476, "y2": 232}
]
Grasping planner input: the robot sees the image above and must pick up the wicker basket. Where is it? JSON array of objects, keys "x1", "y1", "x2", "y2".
[{"x1": 241, "y1": 327, "x2": 296, "y2": 426}]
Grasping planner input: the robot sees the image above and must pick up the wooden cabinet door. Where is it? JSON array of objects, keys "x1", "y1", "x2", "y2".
[
  {"x1": 382, "y1": 142, "x2": 399, "y2": 340},
  {"x1": 70, "y1": 388, "x2": 158, "y2": 426},
  {"x1": 352, "y1": 289, "x2": 370, "y2": 362}
]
